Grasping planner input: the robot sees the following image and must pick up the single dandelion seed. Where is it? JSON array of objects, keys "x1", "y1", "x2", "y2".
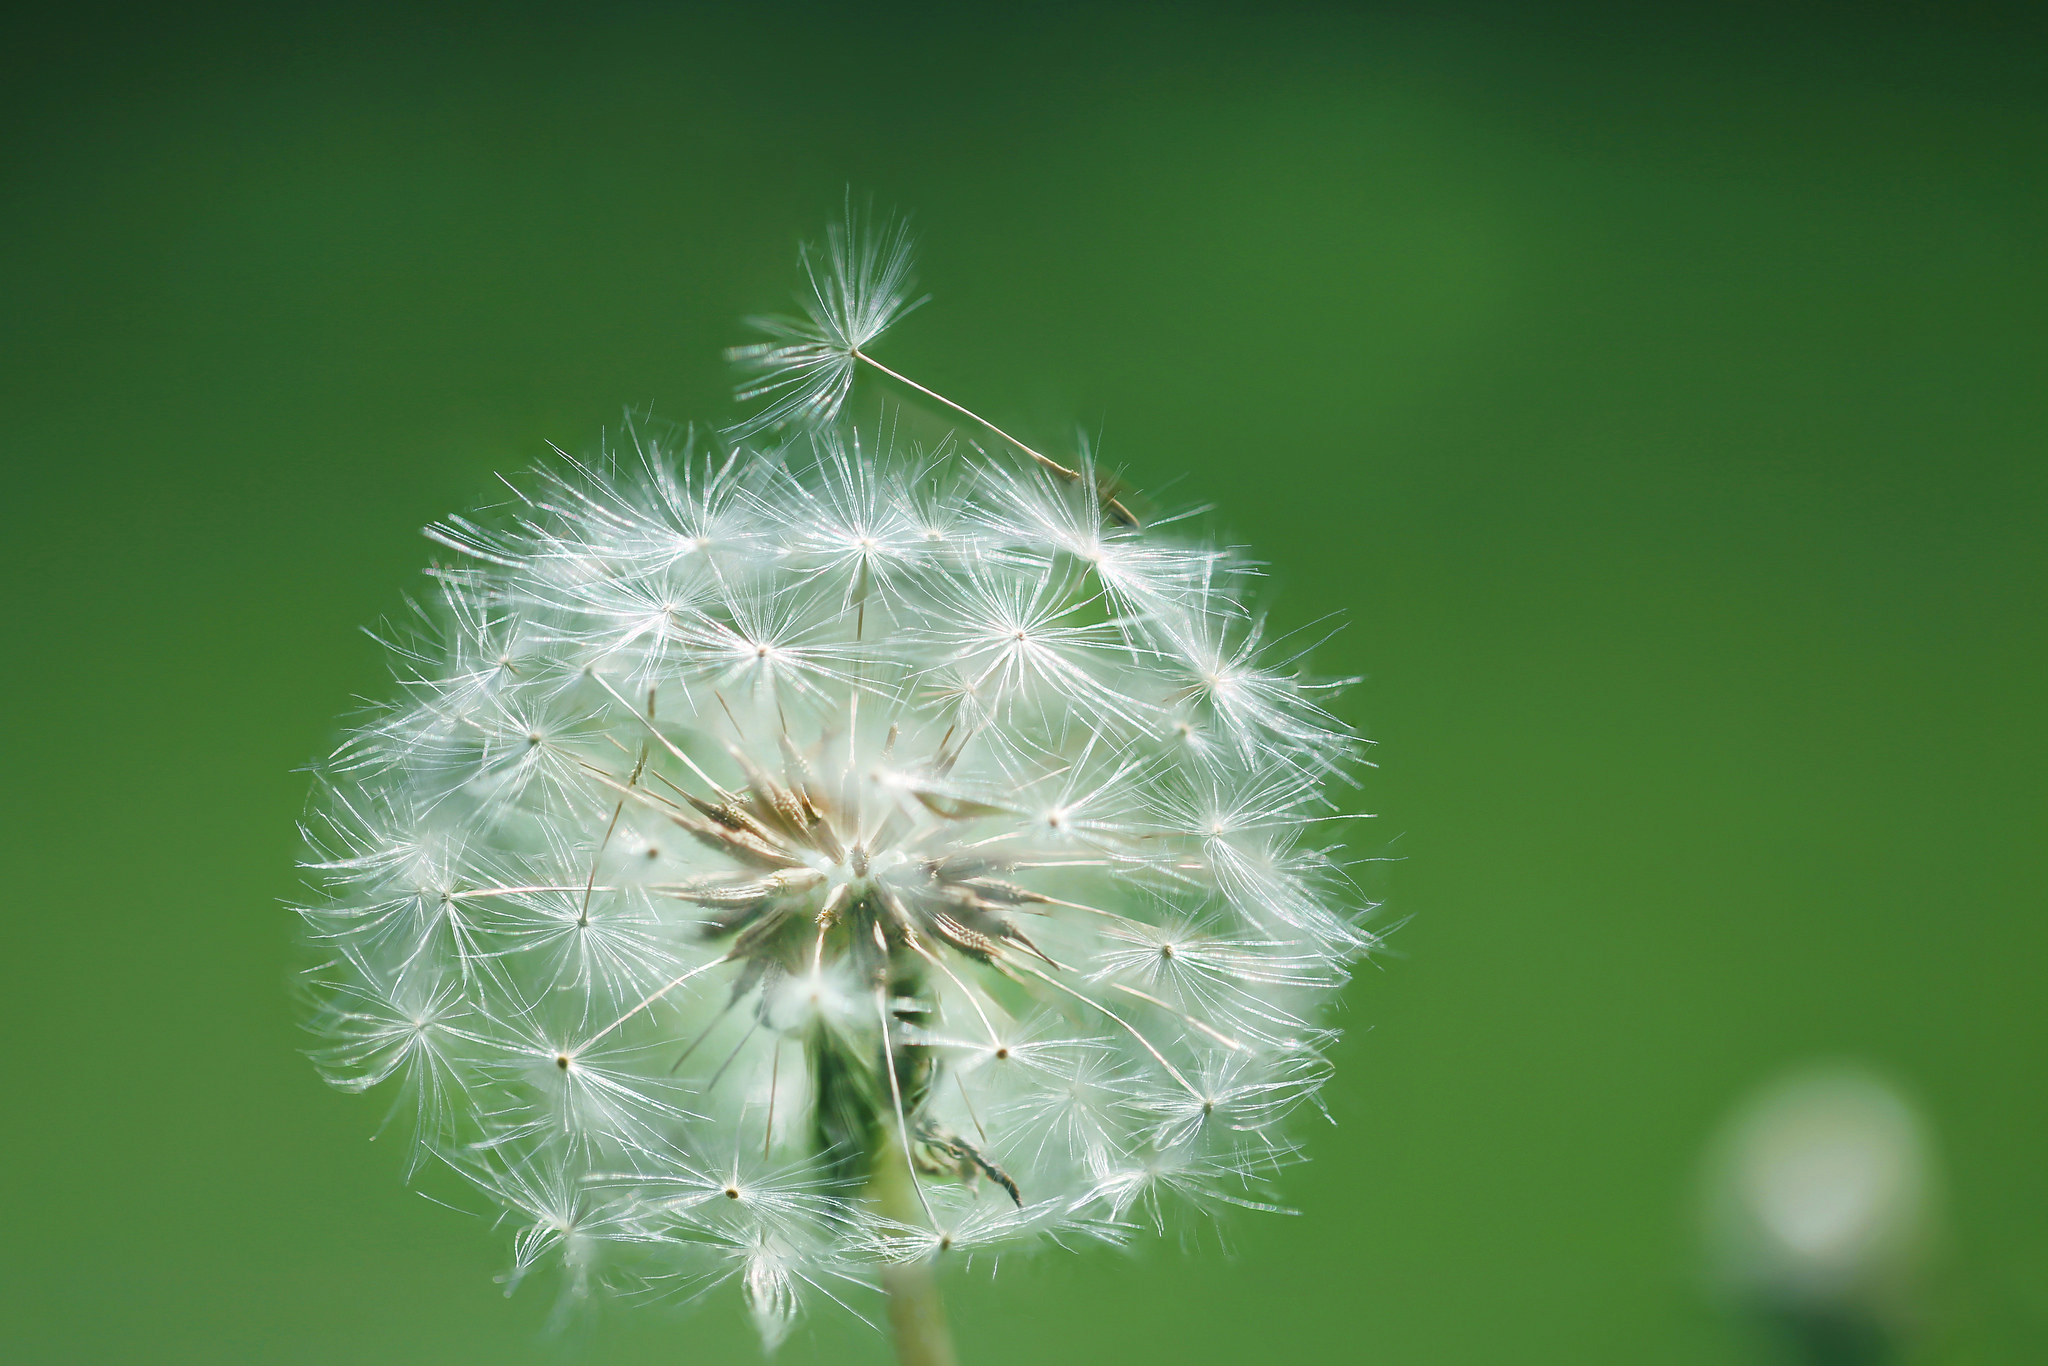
[
  {"x1": 728, "y1": 197, "x2": 1139, "y2": 526},
  {"x1": 298, "y1": 209, "x2": 1377, "y2": 1364}
]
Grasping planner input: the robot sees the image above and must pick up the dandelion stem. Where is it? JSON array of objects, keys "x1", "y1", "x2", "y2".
[
  {"x1": 870, "y1": 1159, "x2": 958, "y2": 1366},
  {"x1": 881, "y1": 1257, "x2": 957, "y2": 1366}
]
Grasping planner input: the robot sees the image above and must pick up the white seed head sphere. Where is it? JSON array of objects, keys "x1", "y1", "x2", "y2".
[{"x1": 298, "y1": 216, "x2": 1375, "y2": 1348}]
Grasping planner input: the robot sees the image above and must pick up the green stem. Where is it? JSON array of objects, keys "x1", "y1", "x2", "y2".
[
  {"x1": 869, "y1": 1154, "x2": 957, "y2": 1366},
  {"x1": 881, "y1": 1256, "x2": 956, "y2": 1366}
]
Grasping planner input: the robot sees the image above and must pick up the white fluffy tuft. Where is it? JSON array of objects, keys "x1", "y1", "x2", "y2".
[{"x1": 300, "y1": 217, "x2": 1374, "y2": 1344}]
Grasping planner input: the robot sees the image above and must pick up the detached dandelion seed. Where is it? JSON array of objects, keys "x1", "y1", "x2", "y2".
[
  {"x1": 729, "y1": 199, "x2": 1137, "y2": 525},
  {"x1": 299, "y1": 206, "x2": 1378, "y2": 1363}
]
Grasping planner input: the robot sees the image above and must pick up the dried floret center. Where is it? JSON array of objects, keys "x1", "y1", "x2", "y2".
[{"x1": 651, "y1": 736, "x2": 1056, "y2": 989}]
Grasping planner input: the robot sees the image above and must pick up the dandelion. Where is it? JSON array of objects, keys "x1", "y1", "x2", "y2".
[{"x1": 299, "y1": 208, "x2": 1376, "y2": 1363}]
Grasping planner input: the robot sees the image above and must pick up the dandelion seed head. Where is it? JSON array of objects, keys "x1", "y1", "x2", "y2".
[{"x1": 300, "y1": 213, "x2": 1374, "y2": 1346}]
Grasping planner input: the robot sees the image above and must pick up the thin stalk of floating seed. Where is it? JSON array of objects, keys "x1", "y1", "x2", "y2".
[
  {"x1": 1029, "y1": 892, "x2": 1150, "y2": 929},
  {"x1": 588, "y1": 671, "x2": 729, "y2": 795},
  {"x1": 1103, "y1": 980, "x2": 1246, "y2": 1051},
  {"x1": 582, "y1": 743, "x2": 646, "y2": 923},
  {"x1": 852, "y1": 349, "x2": 1137, "y2": 527},
  {"x1": 580, "y1": 955, "x2": 734, "y2": 1050},
  {"x1": 904, "y1": 936, "x2": 1003, "y2": 1045},
  {"x1": 1014, "y1": 962, "x2": 1201, "y2": 1098}
]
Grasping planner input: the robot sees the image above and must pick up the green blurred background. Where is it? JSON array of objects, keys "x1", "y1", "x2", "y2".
[{"x1": 3, "y1": 3, "x2": 2043, "y2": 1362}]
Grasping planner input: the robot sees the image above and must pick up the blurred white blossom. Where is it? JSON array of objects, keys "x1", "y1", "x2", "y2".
[{"x1": 1703, "y1": 1066, "x2": 1939, "y2": 1360}]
